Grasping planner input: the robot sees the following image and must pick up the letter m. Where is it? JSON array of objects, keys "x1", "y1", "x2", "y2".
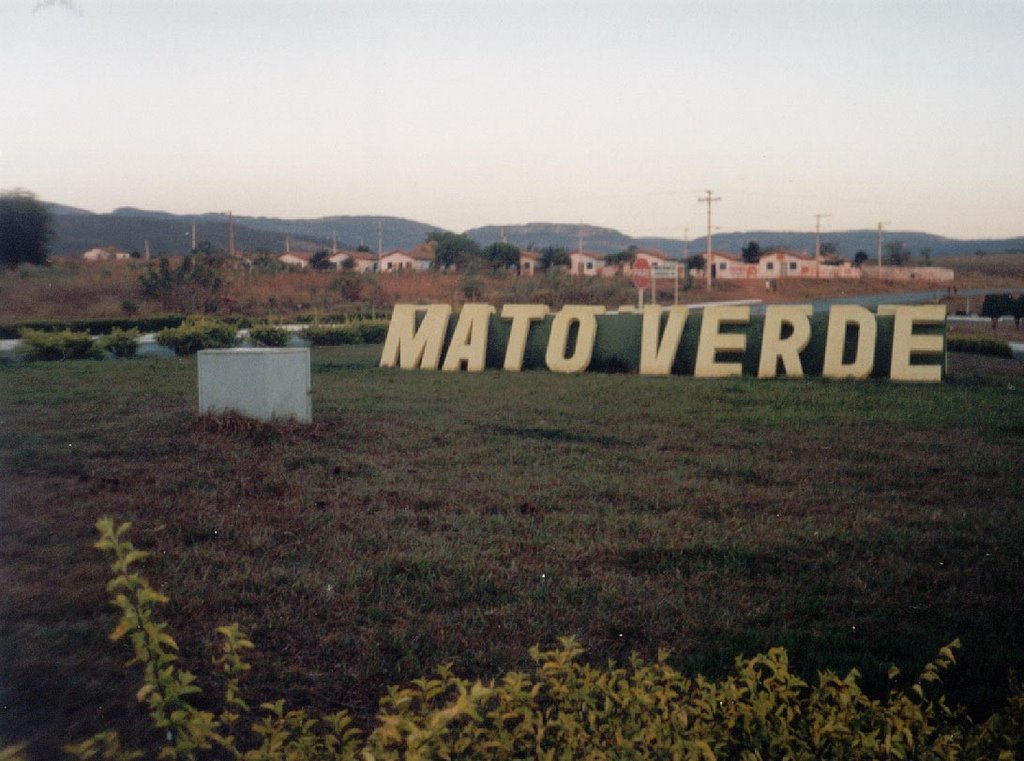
[{"x1": 379, "y1": 304, "x2": 452, "y2": 369}]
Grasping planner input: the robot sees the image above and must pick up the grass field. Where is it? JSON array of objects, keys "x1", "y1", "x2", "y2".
[{"x1": 2, "y1": 346, "x2": 1024, "y2": 757}]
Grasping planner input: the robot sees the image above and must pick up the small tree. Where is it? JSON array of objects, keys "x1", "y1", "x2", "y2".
[
  {"x1": 0, "y1": 189, "x2": 52, "y2": 268},
  {"x1": 605, "y1": 245, "x2": 638, "y2": 266},
  {"x1": 540, "y1": 246, "x2": 571, "y2": 270},
  {"x1": 309, "y1": 250, "x2": 333, "y2": 271},
  {"x1": 686, "y1": 253, "x2": 706, "y2": 271},
  {"x1": 853, "y1": 250, "x2": 869, "y2": 267},
  {"x1": 427, "y1": 231, "x2": 481, "y2": 270},
  {"x1": 741, "y1": 240, "x2": 761, "y2": 263},
  {"x1": 481, "y1": 241, "x2": 521, "y2": 270},
  {"x1": 819, "y1": 241, "x2": 841, "y2": 263},
  {"x1": 884, "y1": 240, "x2": 912, "y2": 266}
]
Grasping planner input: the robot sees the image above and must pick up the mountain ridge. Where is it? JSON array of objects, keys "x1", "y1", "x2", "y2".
[{"x1": 45, "y1": 203, "x2": 1024, "y2": 260}]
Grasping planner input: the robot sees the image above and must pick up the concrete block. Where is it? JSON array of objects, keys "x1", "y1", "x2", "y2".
[{"x1": 198, "y1": 348, "x2": 311, "y2": 423}]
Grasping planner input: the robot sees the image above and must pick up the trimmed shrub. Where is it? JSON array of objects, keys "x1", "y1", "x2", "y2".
[
  {"x1": 16, "y1": 328, "x2": 102, "y2": 361},
  {"x1": 300, "y1": 323, "x2": 363, "y2": 346},
  {"x1": 155, "y1": 318, "x2": 237, "y2": 355},
  {"x1": 97, "y1": 328, "x2": 139, "y2": 358},
  {"x1": 248, "y1": 324, "x2": 291, "y2": 347},
  {"x1": 948, "y1": 336, "x2": 1014, "y2": 358},
  {"x1": 34, "y1": 519, "x2": 1024, "y2": 761},
  {"x1": 353, "y1": 319, "x2": 389, "y2": 344}
]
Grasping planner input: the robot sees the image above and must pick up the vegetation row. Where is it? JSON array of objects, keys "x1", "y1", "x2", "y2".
[{"x1": 12, "y1": 319, "x2": 390, "y2": 359}]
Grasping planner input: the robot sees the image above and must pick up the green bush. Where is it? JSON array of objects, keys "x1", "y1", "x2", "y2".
[
  {"x1": 248, "y1": 324, "x2": 291, "y2": 347},
  {"x1": 97, "y1": 327, "x2": 139, "y2": 358},
  {"x1": 353, "y1": 319, "x2": 389, "y2": 344},
  {"x1": 980, "y1": 294, "x2": 1024, "y2": 320},
  {"x1": 23, "y1": 519, "x2": 1023, "y2": 761},
  {"x1": 300, "y1": 323, "x2": 363, "y2": 346},
  {"x1": 16, "y1": 328, "x2": 102, "y2": 361},
  {"x1": 155, "y1": 318, "x2": 237, "y2": 355},
  {"x1": 948, "y1": 336, "x2": 1014, "y2": 358}
]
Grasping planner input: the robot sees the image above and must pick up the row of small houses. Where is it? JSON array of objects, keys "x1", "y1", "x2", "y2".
[
  {"x1": 83, "y1": 244, "x2": 953, "y2": 282},
  {"x1": 281, "y1": 246, "x2": 953, "y2": 282}
]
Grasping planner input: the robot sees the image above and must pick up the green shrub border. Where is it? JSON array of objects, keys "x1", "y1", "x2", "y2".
[
  {"x1": 16, "y1": 328, "x2": 103, "y2": 361},
  {"x1": 947, "y1": 336, "x2": 1014, "y2": 358}
]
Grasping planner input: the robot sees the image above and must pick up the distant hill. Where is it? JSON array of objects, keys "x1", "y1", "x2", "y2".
[
  {"x1": 465, "y1": 224, "x2": 1024, "y2": 259},
  {"x1": 44, "y1": 204, "x2": 1024, "y2": 260},
  {"x1": 46, "y1": 205, "x2": 442, "y2": 257}
]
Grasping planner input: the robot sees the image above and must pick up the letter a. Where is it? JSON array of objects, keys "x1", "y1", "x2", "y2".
[{"x1": 442, "y1": 304, "x2": 495, "y2": 372}]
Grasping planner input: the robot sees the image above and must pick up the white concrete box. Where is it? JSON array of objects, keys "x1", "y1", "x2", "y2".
[{"x1": 197, "y1": 348, "x2": 311, "y2": 423}]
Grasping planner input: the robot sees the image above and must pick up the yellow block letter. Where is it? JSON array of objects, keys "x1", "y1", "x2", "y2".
[
  {"x1": 694, "y1": 305, "x2": 750, "y2": 378},
  {"x1": 758, "y1": 305, "x2": 812, "y2": 378},
  {"x1": 822, "y1": 305, "x2": 877, "y2": 379},
  {"x1": 890, "y1": 304, "x2": 946, "y2": 382},
  {"x1": 442, "y1": 304, "x2": 495, "y2": 372},
  {"x1": 379, "y1": 304, "x2": 452, "y2": 370},
  {"x1": 500, "y1": 304, "x2": 548, "y2": 371},
  {"x1": 545, "y1": 305, "x2": 605, "y2": 373},
  {"x1": 639, "y1": 305, "x2": 689, "y2": 376}
]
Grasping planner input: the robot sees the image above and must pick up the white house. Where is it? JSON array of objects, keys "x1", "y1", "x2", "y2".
[
  {"x1": 83, "y1": 246, "x2": 130, "y2": 261},
  {"x1": 519, "y1": 250, "x2": 542, "y2": 275},
  {"x1": 632, "y1": 248, "x2": 674, "y2": 268},
  {"x1": 328, "y1": 250, "x2": 370, "y2": 269},
  {"x1": 569, "y1": 250, "x2": 606, "y2": 276},
  {"x1": 381, "y1": 247, "x2": 434, "y2": 272},
  {"x1": 345, "y1": 251, "x2": 379, "y2": 273},
  {"x1": 278, "y1": 252, "x2": 310, "y2": 269}
]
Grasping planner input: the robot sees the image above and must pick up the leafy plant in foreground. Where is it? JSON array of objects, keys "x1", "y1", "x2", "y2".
[{"x1": 5, "y1": 519, "x2": 1019, "y2": 759}]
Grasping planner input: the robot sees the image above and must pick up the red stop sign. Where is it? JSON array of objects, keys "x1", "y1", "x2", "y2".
[{"x1": 632, "y1": 258, "x2": 651, "y2": 289}]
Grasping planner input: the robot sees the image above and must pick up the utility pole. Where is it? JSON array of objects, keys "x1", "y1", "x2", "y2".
[
  {"x1": 377, "y1": 220, "x2": 383, "y2": 273},
  {"x1": 285, "y1": 236, "x2": 291, "y2": 254},
  {"x1": 876, "y1": 221, "x2": 889, "y2": 275},
  {"x1": 227, "y1": 211, "x2": 236, "y2": 258},
  {"x1": 577, "y1": 227, "x2": 584, "y2": 255},
  {"x1": 144, "y1": 239, "x2": 151, "y2": 260},
  {"x1": 814, "y1": 212, "x2": 831, "y2": 279},
  {"x1": 191, "y1": 223, "x2": 196, "y2": 252},
  {"x1": 500, "y1": 225, "x2": 507, "y2": 244},
  {"x1": 331, "y1": 231, "x2": 337, "y2": 256},
  {"x1": 699, "y1": 190, "x2": 720, "y2": 290}
]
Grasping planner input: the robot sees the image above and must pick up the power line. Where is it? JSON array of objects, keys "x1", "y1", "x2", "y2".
[{"x1": 876, "y1": 221, "x2": 890, "y2": 274}]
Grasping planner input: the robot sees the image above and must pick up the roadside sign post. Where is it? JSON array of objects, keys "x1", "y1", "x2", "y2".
[{"x1": 632, "y1": 259, "x2": 651, "y2": 309}]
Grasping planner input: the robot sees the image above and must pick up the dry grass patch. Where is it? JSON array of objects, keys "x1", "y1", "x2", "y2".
[{"x1": 2, "y1": 346, "x2": 1024, "y2": 758}]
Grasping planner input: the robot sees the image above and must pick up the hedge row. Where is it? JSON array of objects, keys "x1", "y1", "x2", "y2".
[
  {"x1": 1, "y1": 315, "x2": 389, "y2": 340},
  {"x1": 0, "y1": 315, "x2": 187, "y2": 339},
  {"x1": 14, "y1": 327, "x2": 141, "y2": 360},
  {"x1": 947, "y1": 336, "x2": 1014, "y2": 358},
  {"x1": 301, "y1": 320, "x2": 389, "y2": 346}
]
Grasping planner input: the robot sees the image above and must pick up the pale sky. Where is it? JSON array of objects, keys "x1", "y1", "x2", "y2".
[{"x1": 2, "y1": 0, "x2": 1023, "y2": 239}]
